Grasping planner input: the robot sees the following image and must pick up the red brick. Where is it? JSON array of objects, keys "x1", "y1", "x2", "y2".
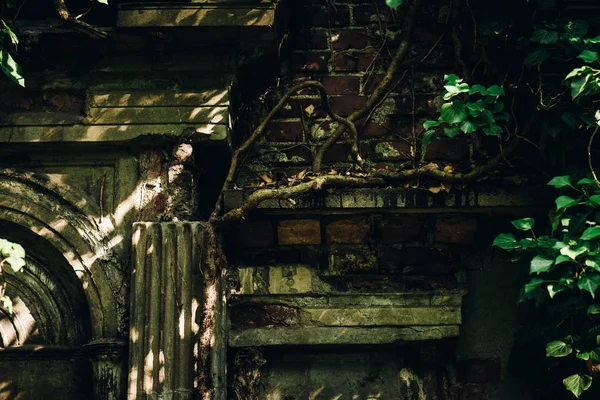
[
  {"x1": 434, "y1": 217, "x2": 478, "y2": 244},
  {"x1": 370, "y1": 140, "x2": 411, "y2": 161},
  {"x1": 278, "y1": 220, "x2": 321, "y2": 245},
  {"x1": 292, "y1": 29, "x2": 329, "y2": 50},
  {"x1": 330, "y1": 95, "x2": 367, "y2": 117},
  {"x1": 322, "y1": 143, "x2": 351, "y2": 162},
  {"x1": 361, "y1": 73, "x2": 405, "y2": 95},
  {"x1": 326, "y1": 217, "x2": 371, "y2": 244},
  {"x1": 353, "y1": 4, "x2": 398, "y2": 25},
  {"x1": 232, "y1": 220, "x2": 275, "y2": 248},
  {"x1": 267, "y1": 121, "x2": 305, "y2": 142},
  {"x1": 332, "y1": 29, "x2": 369, "y2": 50},
  {"x1": 321, "y1": 75, "x2": 360, "y2": 95},
  {"x1": 457, "y1": 359, "x2": 502, "y2": 383},
  {"x1": 450, "y1": 384, "x2": 483, "y2": 400},
  {"x1": 424, "y1": 138, "x2": 470, "y2": 162},
  {"x1": 334, "y1": 51, "x2": 377, "y2": 72},
  {"x1": 290, "y1": 52, "x2": 331, "y2": 73},
  {"x1": 394, "y1": 95, "x2": 441, "y2": 115},
  {"x1": 304, "y1": 4, "x2": 350, "y2": 27},
  {"x1": 381, "y1": 216, "x2": 427, "y2": 243}
]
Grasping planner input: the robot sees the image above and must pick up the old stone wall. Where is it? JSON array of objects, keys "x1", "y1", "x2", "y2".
[{"x1": 0, "y1": 0, "x2": 548, "y2": 399}]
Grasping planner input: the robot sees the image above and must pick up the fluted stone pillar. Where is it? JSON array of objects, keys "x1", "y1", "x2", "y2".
[
  {"x1": 84, "y1": 339, "x2": 128, "y2": 400},
  {"x1": 128, "y1": 222, "x2": 206, "y2": 400}
]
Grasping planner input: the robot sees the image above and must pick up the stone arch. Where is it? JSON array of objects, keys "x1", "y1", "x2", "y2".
[{"x1": 0, "y1": 170, "x2": 124, "y2": 340}]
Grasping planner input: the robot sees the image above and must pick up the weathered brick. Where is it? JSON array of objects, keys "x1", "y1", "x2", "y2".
[
  {"x1": 457, "y1": 359, "x2": 502, "y2": 383},
  {"x1": 394, "y1": 95, "x2": 442, "y2": 115},
  {"x1": 353, "y1": 4, "x2": 398, "y2": 25},
  {"x1": 330, "y1": 95, "x2": 367, "y2": 117},
  {"x1": 362, "y1": 73, "x2": 405, "y2": 95},
  {"x1": 370, "y1": 140, "x2": 411, "y2": 161},
  {"x1": 334, "y1": 51, "x2": 377, "y2": 72},
  {"x1": 230, "y1": 304, "x2": 301, "y2": 328},
  {"x1": 292, "y1": 29, "x2": 329, "y2": 50},
  {"x1": 450, "y1": 384, "x2": 483, "y2": 400},
  {"x1": 434, "y1": 217, "x2": 478, "y2": 244},
  {"x1": 231, "y1": 220, "x2": 275, "y2": 248},
  {"x1": 329, "y1": 244, "x2": 378, "y2": 274},
  {"x1": 381, "y1": 216, "x2": 427, "y2": 243},
  {"x1": 424, "y1": 138, "x2": 470, "y2": 162},
  {"x1": 321, "y1": 75, "x2": 360, "y2": 95},
  {"x1": 290, "y1": 52, "x2": 331, "y2": 73},
  {"x1": 267, "y1": 120, "x2": 305, "y2": 142},
  {"x1": 331, "y1": 29, "x2": 369, "y2": 50},
  {"x1": 304, "y1": 4, "x2": 351, "y2": 27},
  {"x1": 278, "y1": 219, "x2": 321, "y2": 245},
  {"x1": 326, "y1": 217, "x2": 371, "y2": 244}
]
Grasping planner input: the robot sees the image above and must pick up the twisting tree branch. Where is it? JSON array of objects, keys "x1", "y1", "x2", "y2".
[
  {"x1": 221, "y1": 175, "x2": 384, "y2": 222},
  {"x1": 312, "y1": 0, "x2": 422, "y2": 173},
  {"x1": 211, "y1": 81, "x2": 353, "y2": 219},
  {"x1": 53, "y1": 0, "x2": 109, "y2": 39}
]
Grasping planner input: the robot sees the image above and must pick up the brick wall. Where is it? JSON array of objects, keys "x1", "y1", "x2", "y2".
[{"x1": 238, "y1": 0, "x2": 471, "y2": 187}]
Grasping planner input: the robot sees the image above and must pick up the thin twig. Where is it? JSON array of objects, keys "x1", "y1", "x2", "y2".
[{"x1": 588, "y1": 125, "x2": 600, "y2": 188}]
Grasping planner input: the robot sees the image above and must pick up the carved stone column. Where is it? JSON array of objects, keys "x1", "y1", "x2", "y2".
[
  {"x1": 128, "y1": 222, "x2": 205, "y2": 400},
  {"x1": 84, "y1": 339, "x2": 128, "y2": 400}
]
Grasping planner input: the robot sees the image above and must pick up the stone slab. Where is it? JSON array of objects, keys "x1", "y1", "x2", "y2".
[
  {"x1": 118, "y1": 3, "x2": 277, "y2": 28},
  {"x1": 84, "y1": 106, "x2": 228, "y2": 125},
  {"x1": 0, "y1": 123, "x2": 228, "y2": 143},
  {"x1": 90, "y1": 90, "x2": 229, "y2": 107},
  {"x1": 223, "y1": 186, "x2": 551, "y2": 210},
  {"x1": 229, "y1": 326, "x2": 461, "y2": 347},
  {"x1": 302, "y1": 306, "x2": 461, "y2": 327}
]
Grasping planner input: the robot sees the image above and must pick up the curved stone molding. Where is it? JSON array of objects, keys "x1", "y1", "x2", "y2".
[
  {"x1": 0, "y1": 170, "x2": 124, "y2": 340},
  {"x1": 129, "y1": 222, "x2": 205, "y2": 400}
]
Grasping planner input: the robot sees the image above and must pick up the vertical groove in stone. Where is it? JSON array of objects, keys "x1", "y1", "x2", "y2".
[{"x1": 128, "y1": 222, "x2": 206, "y2": 400}]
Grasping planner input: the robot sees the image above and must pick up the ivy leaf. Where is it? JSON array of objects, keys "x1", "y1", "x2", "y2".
[
  {"x1": 546, "y1": 340, "x2": 573, "y2": 357},
  {"x1": 578, "y1": 274, "x2": 600, "y2": 298},
  {"x1": 556, "y1": 255, "x2": 571, "y2": 265},
  {"x1": 1, "y1": 296, "x2": 12, "y2": 315},
  {"x1": 570, "y1": 73, "x2": 592, "y2": 99},
  {"x1": 521, "y1": 278, "x2": 545, "y2": 301},
  {"x1": 585, "y1": 36, "x2": 600, "y2": 44},
  {"x1": 537, "y1": 0, "x2": 556, "y2": 8},
  {"x1": 493, "y1": 233, "x2": 518, "y2": 249},
  {"x1": 587, "y1": 195, "x2": 600, "y2": 206},
  {"x1": 96, "y1": 0, "x2": 109, "y2": 4},
  {"x1": 459, "y1": 120, "x2": 478, "y2": 134},
  {"x1": 444, "y1": 126, "x2": 461, "y2": 138},
  {"x1": 483, "y1": 125, "x2": 502, "y2": 137},
  {"x1": 564, "y1": 20, "x2": 589, "y2": 39},
  {"x1": 530, "y1": 255, "x2": 554, "y2": 274},
  {"x1": 479, "y1": 110, "x2": 495, "y2": 126},
  {"x1": 561, "y1": 112, "x2": 578, "y2": 129},
  {"x1": 525, "y1": 50, "x2": 551, "y2": 66},
  {"x1": 423, "y1": 120, "x2": 442, "y2": 129},
  {"x1": 422, "y1": 130, "x2": 437, "y2": 145},
  {"x1": 0, "y1": 49, "x2": 24, "y2": 87},
  {"x1": 511, "y1": 218, "x2": 535, "y2": 231},
  {"x1": 578, "y1": 50, "x2": 599, "y2": 63},
  {"x1": 578, "y1": 178, "x2": 597, "y2": 186},
  {"x1": 482, "y1": 85, "x2": 505, "y2": 96},
  {"x1": 588, "y1": 304, "x2": 600, "y2": 316},
  {"x1": 443, "y1": 82, "x2": 470, "y2": 100},
  {"x1": 563, "y1": 374, "x2": 592, "y2": 398},
  {"x1": 467, "y1": 100, "x2": 486, "y2": 112},
  {"x1": 1, "y1": 21, "x2": 18, "y2": 46},
  {"x1": 547, "y1": 283, "x2": 567, "y2": 298},
  {"x1": 440, "y1": 102, "x2": 468, "y2": 124},
  {"x1": 468, "y1": 84, "x2": 486, "y2": 95},
  {"x1": 547, "y1": 176, "x2": 572, "y2": 188},
  {"x1": 556, "y1": 195, "x2": 578, "y2": 210},
  {"x1": 585, "y1": 258, "x2": 600, "y2": 272},
  {"x1": 560, "y1": 246, "x2": 587, "y2": 260},
  {"x1": 582, "y1": 226, "x2": 600, "y2": 240},
  {"x1": 531, "y1": 29, "x2": 559, "y2": 44},
  {"x1": 4, "y1": 256, "x2": 25, "y2": 273}
]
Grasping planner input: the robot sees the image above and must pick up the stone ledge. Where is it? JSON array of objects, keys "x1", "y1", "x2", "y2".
[
  {"x1": 223, "y1": 186, "x2": 551, "y2": 211},
  {"x1": 229, "y1": 326, "x2": 460, "y2": 347},
  {"x1": 0, "y1": 123, "x2": 228, "y2": 143},
  {"x1": 118, "y1": 2, "x2": 278, "y2": 28}
]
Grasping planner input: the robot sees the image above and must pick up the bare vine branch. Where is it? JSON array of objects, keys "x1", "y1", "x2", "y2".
[
  {"x1": 53, "y1": 0, "x2": 109, "y2": 39},
  {"x1": 588, "y1": 125, "x2": 600, "y2": 188}
]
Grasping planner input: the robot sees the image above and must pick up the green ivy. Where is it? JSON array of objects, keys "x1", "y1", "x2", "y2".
[
  {"x1": 421, "y1": 75, "x2": 508, "y2": 144},
  {"x1": 0, "y1": 238, "x2": 25, "y2": 315},
  {"x1": 494, "y1": 176, "x2": 600, "y2": 398}
]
